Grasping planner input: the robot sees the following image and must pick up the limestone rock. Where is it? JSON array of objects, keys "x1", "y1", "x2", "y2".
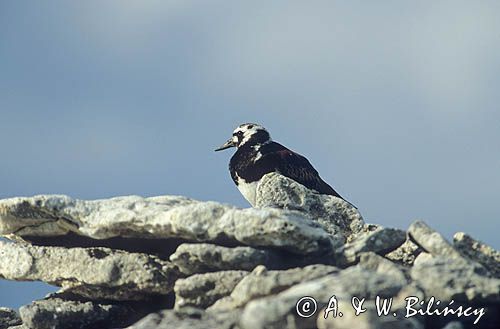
[
  {"x1": 334, "y1": 227, "x2": 406, "y2": 265},
  {"x1": 170, "y1": 243, "x2": 282, "y2": 275},
  {"x1": 239, "y1": 265, "x2": 409, "y2": 329},
  {"x1": 317, "y1": 300, "x2": 424, "y2": 329},
  {"x1": 408, "y1": 220, "x2": 461, "y2": 258},
  {"x1": 385, "y1": 236, "x2": 422, "y2": 266},
  {"x1": 1, "y1": 192, "x2": 498, "y2": 329},
  {"x1": 127, "y1": 308, "x2": 240, "y2": 329},
  {"x1": 255, "y1": 173, "x2": 364, "y2": 242},
  {"x1": 0, "y1": 241, "x2": 179, "y2": 301},
  {"x1": 0, "y1": 195, "x2": 336, "y2": 255},
  {"x1": 19, "y1": 298, "x2": 138, "y2": 329},
  {"x1": 408, "y1": 221, "x2": 500, "y2": 303},
  {"x1": 209, "y1": 264, "x2": 338, "y2": 311},
  {"x1": 0, "y1": 308, "x2": 21, "y2": 329},
  {"x1": 174, "y1": 271, "x2": 248, "y2": 309},
  {"x1": 411, "y1": 253, "x2": 500, "y2": 303},
  {"x1": 358, "y1": 252, "x2": 408, "y2": 283},
  {"x1": 453, "y1": 232, "x2": 500, "y2": 278}
]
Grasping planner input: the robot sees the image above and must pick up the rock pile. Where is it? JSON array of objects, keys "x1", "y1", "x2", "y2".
[{"x1": 0, "y1": 173, "x2": 498, "y2": 329}]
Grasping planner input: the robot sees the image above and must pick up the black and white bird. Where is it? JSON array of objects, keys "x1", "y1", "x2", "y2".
[{"x1": 215, "y1": 123, "x2": 347, "y2": 206}]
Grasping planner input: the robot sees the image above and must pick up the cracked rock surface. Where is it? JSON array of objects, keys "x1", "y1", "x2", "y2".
[
  {"x1": 256, "y1": 172, "x2": 364, "y2": 243},
  {"x1": 127, "y1": 308, "x2": 240, "y2": 329},
  {"x1": 334, "y1": 226, "x2": 406, "y2": 265},
  {"x1": 174, "y1": 271, "x2": 248, "y2": 309},
  {"x1": 0, "y1": 194, "x2": 337, "y2": 256},
  {"x1": 0, "y1": 174, "x2": 498, "y2": 329},
  {"x1": 0, "y1": 241, "x2": 179, "y2": 301},
  {"x1": 209, "y1": 264, "x2": 339, "y2": 311},
  {"x1": 18, "y1": 298, "x2": 142, "y2": 329},
  {"x1": 169, "y1": 243, "x2": 283, "y2": 275}
]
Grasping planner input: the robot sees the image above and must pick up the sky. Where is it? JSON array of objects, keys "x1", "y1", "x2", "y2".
[{"x1": 1, "y1": 1, "x2": 499, "y2": 310}]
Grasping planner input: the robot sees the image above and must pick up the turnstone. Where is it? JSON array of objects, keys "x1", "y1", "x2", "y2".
[{"x1": 215, "y1": 123, "x2": 346, "y2": 206}]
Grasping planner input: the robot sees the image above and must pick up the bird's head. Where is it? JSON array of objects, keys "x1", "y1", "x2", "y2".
[{"x1": 215, "y1": 123, "x2": 271, "y2": 151}]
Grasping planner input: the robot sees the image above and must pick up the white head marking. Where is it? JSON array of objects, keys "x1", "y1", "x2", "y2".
[{"x1": 231, "y1": 123, "x2": 272, "y2": 147}]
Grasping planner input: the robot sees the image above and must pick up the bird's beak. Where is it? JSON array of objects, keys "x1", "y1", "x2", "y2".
[{"x1": 215, "y1": 138, "x2": 236, "y2": 151}]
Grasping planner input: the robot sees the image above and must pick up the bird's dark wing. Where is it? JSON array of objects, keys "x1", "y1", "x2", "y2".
[{"x1": 257, "y1": 142, "x2": 344, "y2": 199}]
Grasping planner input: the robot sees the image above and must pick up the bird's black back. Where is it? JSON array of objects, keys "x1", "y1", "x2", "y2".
[{"x1": 229, "y1": 141, "x2": 344, "y2": 200}]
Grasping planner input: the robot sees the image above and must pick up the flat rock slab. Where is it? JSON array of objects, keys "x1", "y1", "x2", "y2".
[
  {"x1": 209, "y1": 264, "x2": 339, "y2": 311},
  {"x1": 127, "y1": 308, "x2": 241, "y2": 329},
  {"x1": 170, "y1": 243, "x2": 283, "y2": 275},
  {"x1": 0, "y1": 241, "x2": 179, "y2": 301},
  {"x1": 256, "y1": 173, "x2": 364, "y2": 243},
  {"x1": 0, "y1": 195, "x2": 337, "y2": 255},
  {"x1": 174, "y1": 271, "x2": 248, "y2": 309},
  {"x1": 19, "y1": 298, "x2": 139, "y2": 329}
]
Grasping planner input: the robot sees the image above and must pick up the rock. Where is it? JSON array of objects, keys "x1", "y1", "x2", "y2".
[
  {"x1": 385, "y1": 236, "x2": 422, "y2": 266},
  {"x1": 358, "y1": 252, "x2": 408, "y2": 283},
  {"x1": 127, "y1": 308, "x2": 240, "y2": 329},
  {"x1": 453, "y1": 232, "x2": 500, "y2": 278},
  {"x1": 1, "y1": 191, "x2": 498, "y2": 329},
  {"x1": 19, "y1": 298, "x2": 140, "y2": 329},
  {"x1": 174, "y1": 271, "x2": 248, "y2": 309},
  {"x1": 317, "y1": 300, "x2": 424, "y2": 329},
  {"x1": 255, "y1": 173, "x2": 364, "y2": 242},
  {"x1": 411, "y1": 253, "x2": 500, "y2": 303},
  {"x1": 0, "y1": 308, "x2": 21, "y2": 329},
  {"x1": 239, "y1": 265, "x2": 409, "y2": 329},
  {"x1": 334, "y1": 227, "x2": 406, "y2": 265},
  {"x1": 0, "y1": 241, "x2": 179, "y2": 301},
  {"x1": 440, "y1": 322, "x2": 465, "y2": 329},
  {"x1": 209, "y1": 264, "x2": 338, "y2": 311},
  {"x1": 408, "y1": 220, "x2": 461, "y2": 258},
  {"x1": 0, "y1": 195, "x2": 337, "y2": 255},
  {"x1": 170, "y1": 243, "x2": 283, "y2": 275}
]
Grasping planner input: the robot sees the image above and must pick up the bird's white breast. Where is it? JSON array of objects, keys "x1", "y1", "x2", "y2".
[{"x1": 236, "y1": 176, "x2": 258, "y2": 206}]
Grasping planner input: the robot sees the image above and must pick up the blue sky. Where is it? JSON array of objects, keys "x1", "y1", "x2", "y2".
[{"x1": 1, "y1": 1, "x2": 499, "y2": 309}]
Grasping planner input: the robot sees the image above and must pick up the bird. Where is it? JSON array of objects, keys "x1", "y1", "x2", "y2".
[{"x1": 215, "y1": 123, "x2": 347, "y2": 206}]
